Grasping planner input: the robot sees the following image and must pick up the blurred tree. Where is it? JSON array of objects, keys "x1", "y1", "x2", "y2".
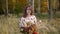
[
  {"x1": 5, "y1": 0, "x2": 8, "y2": 16},
  {"x1": 27, "y1": 0, "x2": 31, "y2": 3},
  {"x1": 1, "y1": 0, "x2": 59, "y2": 17},
  {"x1": 14, "y1": 0, "x2": 27, "y2": 15},
  {"x1": 37, "y1": 0, "x2": 41, "y2": 16},
  {"x1": 12, "y1": 0, "x2": 16, "y2": 15},
  {"x1": 1, "y1": 0, "x2": 27, "y2": 15},
  {"x1": 2, "y1": 0, "x2": 6, "y2": 16},
  {"x1": 0, "y1": 0, "x2": 2, "y2": 14},
  {"x1": 40, "y1": 0, "x2": 48, "y2": 13},
  {"x1": 50, "y1": 0, "x2": 59, "y2": 18},
  {"x1": 58, "y1": 0, "x2": 60, "y2": 10},
  {"x1": 32, "y1": 0, "x2": 34, "y2": 13},
  {"x1": 48, "y1": 0, "x2": 53, "y2": 20}
]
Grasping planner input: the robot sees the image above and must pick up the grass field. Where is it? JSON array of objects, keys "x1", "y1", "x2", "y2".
[{"x1": 0, "y1": 15, "x2": 60, "y2": 34}]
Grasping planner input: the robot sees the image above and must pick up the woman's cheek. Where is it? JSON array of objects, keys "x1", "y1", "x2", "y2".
[{"x1": 26, "y1": 10, "x2": 28, "y2": 13}]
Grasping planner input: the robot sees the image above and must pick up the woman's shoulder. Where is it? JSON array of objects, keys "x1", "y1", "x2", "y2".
[
  {"x1": 31, "y1": 15, "x2": 36, "y2": 18},
  {"x1": 20, "y1": 17, "x2": 25, "y2": 20}
]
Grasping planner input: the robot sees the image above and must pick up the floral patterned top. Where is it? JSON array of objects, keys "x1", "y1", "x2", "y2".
[{"x1": 19, "y1": 15, "x2": 37, "y2": 27}]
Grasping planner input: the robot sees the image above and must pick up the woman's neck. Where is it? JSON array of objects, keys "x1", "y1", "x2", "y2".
[{"x1": 27, "y1": 14, "x2": 31, "y2": 17}]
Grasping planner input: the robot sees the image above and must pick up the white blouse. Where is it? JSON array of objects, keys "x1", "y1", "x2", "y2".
[{"x1": 19, "y1": 15, "x2": 37, "y2": 27}]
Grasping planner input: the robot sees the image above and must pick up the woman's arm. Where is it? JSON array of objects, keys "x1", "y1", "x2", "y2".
[
  {"x1": 34, "y1": 15, "x2": 37, "y2": 25},
  {"x1": 19, "y1": 17, "x2": 26, "y2": 28},
  {"x1": 19, "y1": 17, "x2": 28, "y2": 28}
]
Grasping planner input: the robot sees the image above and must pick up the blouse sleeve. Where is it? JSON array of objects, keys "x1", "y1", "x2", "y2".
[
  {"x1": 33, "y1": 16, "x2": 37, "y2": 25},
  {"x1": 19, "y1": 17, "x2": 24, "y2": 28}
]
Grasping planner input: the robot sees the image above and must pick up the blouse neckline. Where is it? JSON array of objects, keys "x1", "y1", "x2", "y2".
[{"x1": 23, "y1": 15, "x2": 34, "y2": 19}]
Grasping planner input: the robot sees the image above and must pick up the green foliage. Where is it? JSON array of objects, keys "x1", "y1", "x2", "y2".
[
  {"x1": 14, "y1": 3, "x2": 22, "y2": 15},
  {"x1": 35, "y1": 13, "x2": 49, "y2": 19},
  {"x1": 0, "y1": 9, "x2": 3, "y2": 15},
  {"x1": 14, "y1": 0, "x2": 27, "y2": 15}
]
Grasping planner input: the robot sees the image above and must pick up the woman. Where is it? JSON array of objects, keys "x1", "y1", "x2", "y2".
[{"x1": 19, "y1": 4, "x2": 38, "y2": 34}]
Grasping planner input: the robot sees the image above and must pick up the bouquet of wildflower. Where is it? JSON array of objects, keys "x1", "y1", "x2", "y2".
[
  {"x1": 23, "y1": 21, "x2": 31, "y2": 27},
  {"x1": 28, "y1": 24, "x2": 38, "y2": 34},
  {"x1": 21, "y1": 21, "x2": 38, "y2": 34},
  {"x1": 25, "y1": 21, "x2": 38, "y2": 34},
  {"x1": 22, "y1": 22, "x2": 32, "y2": 31}
]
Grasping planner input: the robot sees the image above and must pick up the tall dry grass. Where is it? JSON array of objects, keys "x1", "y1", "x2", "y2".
[{"x1": 0, "y1": 15, "x2": 60, "y2": 34}]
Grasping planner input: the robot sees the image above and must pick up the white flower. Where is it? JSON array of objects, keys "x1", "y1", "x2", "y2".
[{"x1": 39, "y1": 20, "x2": 42, "y2": 22}]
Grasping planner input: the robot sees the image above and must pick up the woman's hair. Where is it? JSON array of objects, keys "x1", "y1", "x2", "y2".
[{"x1": 23, "y1": 4, "x2": 34, "y2": 18}]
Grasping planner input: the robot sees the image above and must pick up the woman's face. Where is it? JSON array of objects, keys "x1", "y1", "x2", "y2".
[{"x1": 26, "y1": 7, "x2": 31, "y2": 15}]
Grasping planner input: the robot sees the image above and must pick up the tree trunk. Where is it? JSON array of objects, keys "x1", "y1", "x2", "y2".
[
  {"x1": 0, "y1": 0, "x2": 2, "y2": 9},
  {"x1": 32, "y1": 0, "x2": 34, "y2": 13},
  {"x1": 5, "y1": 0, "x2": 8, "y2": 16},
  {"x1": 0, "y1": 0, "x2": 2, "y2": 14},
  {"x1": 12, "y1": 0, "x2": 15, "y2": 15},
  {"x1": 59, "y1": 0, "x2": 60, "y2": 10},
  {"x1": 37, "y1": 0, "x2": 41, "y2": 17},
  {"x1": 48, "y1": 0, "x2": 53, "y2": 20},
  {"x1": 27, "y1": 0, "x2": 31, "y2": 3}
]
